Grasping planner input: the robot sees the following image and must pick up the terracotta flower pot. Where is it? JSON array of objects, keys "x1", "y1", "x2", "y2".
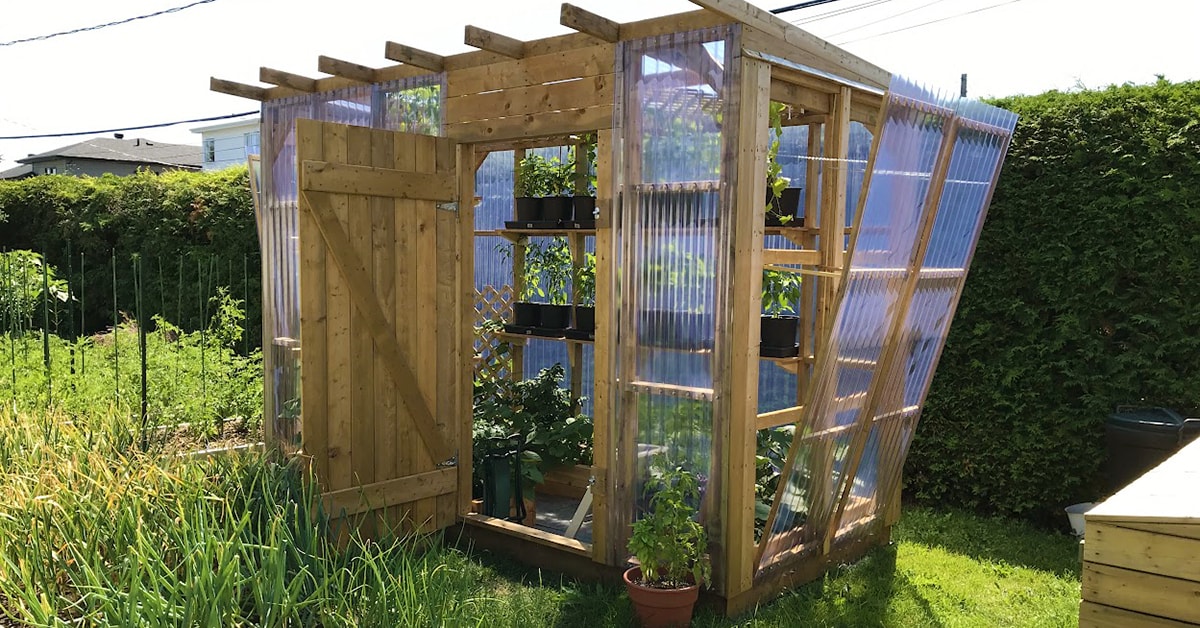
[{"x1": 623, "y1": 566, "x2": 699, "y2": 628}]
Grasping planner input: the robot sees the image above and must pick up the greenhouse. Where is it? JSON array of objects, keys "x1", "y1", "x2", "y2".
[{"x1": 213, "y1": 0, "x2": 1017, "y2": 613}]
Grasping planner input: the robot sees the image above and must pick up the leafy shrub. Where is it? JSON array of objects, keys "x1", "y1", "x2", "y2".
[
  {"x1": 0, "y1": 167, "x2": 259, "y2": 342},
  {"x1": 908, "y1": 78, "x2": 1200, "y2": 521}
]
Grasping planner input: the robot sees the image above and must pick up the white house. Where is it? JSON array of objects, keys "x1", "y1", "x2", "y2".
[{"x1": 190, "y1": 116, "x2": 260, "y2": 171}]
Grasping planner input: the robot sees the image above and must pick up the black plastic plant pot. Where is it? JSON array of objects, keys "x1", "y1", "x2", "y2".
[
  {"x1": 760, "y1": 315, "x2": 799, "y2": 348},
  {"x1": 515, "y1": 197, "x2": 541, "y2": 222},
  {"x1": 572, "y1": 196, "x2": 597, "y2": 221},
  {"x1": 540, "y1": 196, "x2": 573, "y2": 221},
  {"x1": 574, "y1": 305, "x2": 595, "y2": 332},
  {"x1": 513, "y1": 302, "x2": 540, "y2": 327},
  {"x1": 765, "y1": 187, "x2": 803, "y2": 226},
  {"x1": 540, "y1": 304, "x2": 572, "y2": 329}
]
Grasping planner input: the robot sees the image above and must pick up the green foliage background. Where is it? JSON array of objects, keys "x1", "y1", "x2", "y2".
[
  {"x1": 907, "y1": 79, "x2": 1200, "y2": 521},
  {"x1": 0, "y1": 167, "x2": 260, "y2": 343}
]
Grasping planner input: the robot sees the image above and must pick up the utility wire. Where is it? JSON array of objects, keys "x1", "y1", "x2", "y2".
[
  {"x1": 794, "y1": 0, "x2": 899, "y2": 25},
  {"x1": 826, "y1": 0, "x2": 950, "y2": 37},
  {"x1": 771, "y1": 0, "x2": 844, "y2": 14},
  {"x1": 837, "y1": 0, "x2": 1026, "y2": 44},
  {"x1": 0, "y1": 111, "x2": 258, "y2": 140},
  {"x1": 0, "y1": 0, "x2": 217, "y2": 47}
]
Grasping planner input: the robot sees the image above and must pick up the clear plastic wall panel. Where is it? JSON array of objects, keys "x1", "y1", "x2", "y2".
[
  {"x1": 378, "y1": 76, "x2": 445, "y2": 135},
  {"x1": 758, "y1": 83, "x2": 957, "y2": 571},
  {"x1": 842, "y1": 99, "x2": 1016, "y2": 545},
  {"x1": 313, "y1": 84, "x2": 373, "y2": 128},
  {"x1": 615, "y1": 26, "x2": 734, "y2": 520},
  {"x1": 476, "y1": 151, "x2": 515, "y2": 234}
]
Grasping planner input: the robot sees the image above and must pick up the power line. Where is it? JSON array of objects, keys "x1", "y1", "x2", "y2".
[
  {"x1": 0, "y1": 0, "x2": 218, "y2": 47},
  {"x1": 826, "y1": 0, "x2": 950, "y2": 38},
  {"x1": 837, "y1": 0, "x2": 1026, "y2": 45},
  {"x1": 0, "y1": 111, "x2": 258, "y2": 141},
  {"x1": 794, "y1": 0, "x2": 899, "y2": 25},
  {"x1": 771, "y1": 0, "x2": 845, "y2": 14}
]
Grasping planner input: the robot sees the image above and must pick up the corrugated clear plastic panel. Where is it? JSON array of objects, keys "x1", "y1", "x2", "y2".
[
  {"x1": 475, "y1": 151, "x2": 515, "y2": 233},
  {"x1": 313, "y1": 84, "x2": 373, "y2": 128},
  {"x1": 758, "y1": 79, "x2": 961, "y2": 571},
  {"x1": 842, "y1": 95, "x2": 1016, "y2": 545},
  {"x1": 616, "y1": 25, "x2": 733, "y2": 516},
  {"x1": 378, "y1": 75, "x2": 445, "y2": 135}
]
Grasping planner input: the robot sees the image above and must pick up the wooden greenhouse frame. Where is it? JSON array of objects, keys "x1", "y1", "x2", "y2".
[{"x1": 213, "y1": 0, "x2": 1015, "y2": 614}]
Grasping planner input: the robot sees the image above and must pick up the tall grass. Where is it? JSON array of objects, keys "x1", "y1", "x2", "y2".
[{"x1": 0, "y1": 406, "x2": 494, "y2": 627}]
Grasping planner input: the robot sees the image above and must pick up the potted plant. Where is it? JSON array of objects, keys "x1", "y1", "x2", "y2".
[
  {"x1": 472, "y1": 364, "x2": 593, "y2": 525},
  {"x1": 530, "y1": 237, "x2": 573, "y2": 329},
  {"x1": 624, "y1": 455, "x2": 711, "y2": 628},
  {"x1": 766, "y1": 102, "x2": 802, "y2": 227},
  {"x1": 760, "y1": 268, "x2": 801, "y2": 351},
  {"x1": 568, "y1": 133, "x2": 598, "y2": 223},
  {"x1": 574, "y1": 251, "x2": 596, "y2": 333},
  {"x1": 518, "y1": 153, "x2": 574, "y2": 222},
  {"x1": 514, "y1": 154, "x2": 549, "y2": 222}
]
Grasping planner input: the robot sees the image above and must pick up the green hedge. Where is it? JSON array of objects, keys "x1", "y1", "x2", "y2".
[
  {"x1": 0, "y1": 167, "x2": 260, "y2": 344},
  {"x1": 907, "y1": 79, "x2": 1200, "y2": 521}
]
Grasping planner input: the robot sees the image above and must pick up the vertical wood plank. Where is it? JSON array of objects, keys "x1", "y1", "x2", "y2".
[
  {"x1": 414, "y1": 133, "x2": 439, "y2": 532},
  {"x1": 434, "y1": 136, "x2": 459, "y2": 530},
  {"x1": 370, "y1": 128, "x2": 399, "y2": 534},
  {"x1": 511, "y1": 148, "x2": 527, "y2": 381},
  {"x1": 798, "y1": 123, "x2": 821, "y2": 406},
  {"x1": 393, "y1": 131, "x2": 419, "y2": 534},
  {"x1": 346, "y1": 125, "x2": 377, "y2": 507},
  {"x1": 724, "y1": 57, "x2": 770, "y2": 598},
  {"x1": 297, "y1": 119, "x2": 329, "y2": 487},
  {"x1": 457, "y1": 143, "x2": 477, "y2": 518},
  {"x1": 591, "y1": 129, "x2": 613, "y2": 564},
  {"x1": 322, "y1": 121, "x2": 353, "y2": 495}
]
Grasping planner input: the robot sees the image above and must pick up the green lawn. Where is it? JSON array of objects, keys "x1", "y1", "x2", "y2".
[{"x1": 0, "y1": 406, "x2": 1081, "y2": 627}]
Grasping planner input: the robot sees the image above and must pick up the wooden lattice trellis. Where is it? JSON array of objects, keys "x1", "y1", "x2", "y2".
[{"x1": 474, "y1": 284, "x2": 514, "y2": 381}]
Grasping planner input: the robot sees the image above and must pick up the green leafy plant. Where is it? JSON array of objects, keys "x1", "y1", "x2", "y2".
[
  {"x1": 567, "y1": 133, "x2": 598, "y2": 196},
  {"x1": 0, "y1": 250, "x2": 70, "y2": 330},
  {"x1": 761, "y1": 268, "x2": 802, "y2": 316},
  {"x1": 576, "y1": 252, "x2": 596, "y2": 306},
  {"x1": 472, "y1": 364, "x2": 593, "y2": 499},
  {"x1": 766, "y1": 101, "x2": 792, "y2": 223},
  {"x1": 627, "y1": 455, "x2": 711, "y2": 588},
  {"x1": 516, "y1": 154, "x2": 572, "y2": 198}
]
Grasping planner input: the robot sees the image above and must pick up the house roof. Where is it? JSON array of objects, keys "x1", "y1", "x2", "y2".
[
  {"x1": 0, "y1": 163, "x2": 35, "y2": 180},
  {"x1": 17, "y1": 137, "x2": 202, "y2": 169}
]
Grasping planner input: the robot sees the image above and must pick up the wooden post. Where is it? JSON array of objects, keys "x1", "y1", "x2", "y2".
[
  {"x1": 722, "y1": 56, "x2": 771, "y2": 598},
  {"x1": 511, "y1": 149, "x2": 527, "y2": 381},
  {"x1": 591, "y1": 129, "x2": 614, "y2": 564},
  {"x1": 798, "y1": 122, "x2": 821, "y2": 406},
  {"x1": 457, "y1": 143, "x2": 477, "y2": 517}
]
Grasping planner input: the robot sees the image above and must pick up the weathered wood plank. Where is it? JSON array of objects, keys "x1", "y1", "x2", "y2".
[
  {"x1": 383, "y1": 41, "x2": 447, "y2": 72},
  {"x1": 1080, "y1": 600, "x2": 1198, "y2": 628},
  {"x1": 210, "y1": 77, "x2": 267, "y2": 101},
  {"x1": 445, "y1": 74, "x2": 613, "y2": 124},
  {"x1": 369, "y1": 128, "x2": 398, "y2": 497},
  {"x1": 756, "y1": 405, "x2": 804, "y2": 431},
  {"x1": 591, "y1": 128, "x2": 613, "y2": 564},
  {"x1": 413, "y1": 133, "x2": 443, "y2": 532},
  {"x1": 455, "y1": 143, "x2": 476, "y2": 518},
  {"x1": 317, "y1": 55, "x2": 379, "y2": 83},
  {"x1": 464, "y1": 25, "x2": 525, "y2": 59},
  {"x1": 297, "y1": 119, "x2": 329, "y2": 486},
  {"x1": 1082, "y1": 562, "x2": 1200, "y2": 624},
  {"x1": 446, "y1": 106, "x2": 613, "y2": 144},
  {"x1": 723, "y1": 56, "x2": 771, "y2": 598},
  {"x1": 699, "y1": 0, "x2": 890, "y2": 88},
  {"x1": 302, "y1": 160, "x2": 455, "y2": 201},
  {"x1": 1085, "y1": 521, "x2": 1200, "y2": 582},
  {"x1": 446, "y1": 44, "x2": 614, "y2": 97},
  {"x1": 319, "y1": 121, "x2": 353, "y2": 493},
  {"x1": 763, "y1": 248, "x2": 820, "y2": 266},
  {"x1": 322, "y1": 467, "x2": 457, "y2": 517},
  {"x1": 346, "y1": 125, "x2": 377, "y2": 498},
  {"x1": 259, "y1": 66, "x2": 318, "y2": 92},
  {"x1": 561, "y1": 3, "x2": 620, "y2": 42}
]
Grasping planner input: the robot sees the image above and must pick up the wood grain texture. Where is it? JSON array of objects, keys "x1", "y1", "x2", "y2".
[
  {"x1": 560, "y1": 3, "x2": 620, "y2": 42},
  {"x1": 259, "y1": 66, "x2": 318, "y2": 92},
  {"x1": 1082, "y1": 562, "x2": 1200, "y2": 624},
  {"x1": 317, "y1": 56, "x2": 379, "y2": 83},
  {"x1": 464, "y1": 25, "x2": 525, "y2": 59},
  {"x1": 1085, "y1": 522, "x2": 1200, "y2": 582},
  {"x1": 384, "y1": 41, "x2": 447, "y2": 72}
]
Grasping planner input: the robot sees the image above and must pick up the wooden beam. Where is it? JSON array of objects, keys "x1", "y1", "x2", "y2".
[
  {"x1": 691, "y1": 0, "x2": 890, "y2": 88},
  {"x1": 560, "y1": 3, "x2": 620, "y2": 42},
  {"x1": 321, "y1": 467, "x2": 456, "y2": 517},
  {"x1": 317, "y1": 55, "x2": 379, "y2": 83},
  {"x1": 383, "y1": 41, "x2": 447, "y2": 72},
  {"x1": 210, "y1": 77, "x2": 267, "y2": 101},
  {"x1": 301, "y1": 160, "x2": 455, "y2": 201},
  {"x1": 756, "y1": 405, "x2": 804, "y2": 430},
  {"x1": 763, "y1": 248, "x2": 820, "y2": 266},
  {"x1": 464, "y1": 25, "x2": 525, "y2": 59},
  {"x1": 259, "y1": 66, "x2": 318, "y2": 92}
]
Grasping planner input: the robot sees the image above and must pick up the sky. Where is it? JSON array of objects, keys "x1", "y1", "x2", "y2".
[{"x1": 1, "y1": 0, "x2": 1197, "y2": 170}]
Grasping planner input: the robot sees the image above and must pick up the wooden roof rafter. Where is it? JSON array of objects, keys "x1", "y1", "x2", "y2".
[
  {"x1": 383, "y1": 42, "x2": 447, "y2": 72},
  {"x1": 464, "y1": 25, "x2": 526, "y2": 59},
  {"x1": 260, "y1": 67, "x2": 320, "y2": 92},
  {"x1": 560, "y1": 3, "x2": 620, "y2": 42},
  {"x1": 317, "y1": 55, "x2": 381, "y2": 84}
]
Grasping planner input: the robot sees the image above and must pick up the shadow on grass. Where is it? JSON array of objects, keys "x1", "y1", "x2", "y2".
[{"x1": 893, "y1": 506, "x2": 1081, "y2": 577}]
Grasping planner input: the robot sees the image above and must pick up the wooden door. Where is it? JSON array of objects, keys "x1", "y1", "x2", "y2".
[{"x1": 296, "y1": 119, "x2": 472, "y2": 534}]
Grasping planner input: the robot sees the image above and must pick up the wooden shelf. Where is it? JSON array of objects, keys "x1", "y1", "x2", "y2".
[
  {"x1": 626, "y1": 380, "x2": 714, "y2": 402},
  {"x1": 762, "y1": 354, "x2": 813, "y2": 374},
  {"x1": 497, "y1": 330, "x2": 594, "y2": 345},
  {"x1": 498, "y1": 227, "x2": 596, "y2": 242}
]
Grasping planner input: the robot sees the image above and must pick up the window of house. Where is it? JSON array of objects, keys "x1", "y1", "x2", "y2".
[
  {"x1": 43, "y1": 167, "x2": 57, "y2": 174},
  {"x1": 204, "y1": 138, "x2": 216, "y2": 163},
  {"x1": 243, "y1": 131, "x2": 260, "y2": 159}
]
